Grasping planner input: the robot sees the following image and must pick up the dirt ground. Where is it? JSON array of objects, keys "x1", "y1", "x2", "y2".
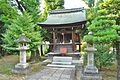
[
  {"x1": 101, "y1": 68, "x2": 117, "y2": 80},
  {"x1": 0, "y1": 55, "x2": 117, "y2": 80}
]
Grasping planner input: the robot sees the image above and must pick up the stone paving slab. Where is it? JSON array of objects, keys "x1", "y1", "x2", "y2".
[{"x1": 26, "y1": 67, "x2": 76, "y2": 80}]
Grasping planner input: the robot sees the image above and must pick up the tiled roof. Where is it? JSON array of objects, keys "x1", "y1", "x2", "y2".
[{"x1": 38, "y1": 8, "x2": 86, "y2": 26}]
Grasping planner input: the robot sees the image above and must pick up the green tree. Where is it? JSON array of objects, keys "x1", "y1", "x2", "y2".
[
  {"x1": 19, "y1": 0, "x2": 48, "y2": 58},
  {"x1": 45, "y1": 0, "x2": 64, "y2": 10},
  {"x1": 0, "y1": 0, "x2": 18, "y2": 56},
  {"x1": 94, "y1": 44, "x2": 115, "y2": 69},
  {"x1": 0, "y1": 0, "x2": 45, "y2": 60},
  {"x1": 43, "y1": 0, "x2": 64, "y2": 18},
  {"x1": 20, "y1": 0, "x2": 42, "y2": 23},
  {"x1": 2, "y1": 12, "x2": 42, "y2": 60},
  {"x1": 84, "y1": 0, "x2": 120, "y2": 70},
  {"x1": 88, "y1": 0, "x2": 94, "y2": 7}
]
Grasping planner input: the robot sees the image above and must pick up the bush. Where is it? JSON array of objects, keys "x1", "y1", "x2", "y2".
[{"x1": 94, "y1": 44, "x2": 116, "y2": 69}]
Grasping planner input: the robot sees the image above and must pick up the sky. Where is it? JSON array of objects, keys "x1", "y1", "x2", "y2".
[
  {"x1": 40, "y1": 0, "x2": 88, "y2": 12},
  {"x1": 64, "y1": 0, "x2": 88, "y2": 9}
]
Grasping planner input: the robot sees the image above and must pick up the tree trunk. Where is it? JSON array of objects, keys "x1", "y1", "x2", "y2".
[
  {"x1": 30, "y1": 50, "x2": 35, "y2": 62},
  {"x1": 0, "y1": 47, "x2": 4, "y2": 56},
  {"x1": 35, "y1": 49, "x2": 41, "y2": 61},
  {"x1": 15, "y1": 0, "x2": 25, "y2": 12},
  {"x1": 116, "y1": 42, "x2": 120, "y2": 80},
  {"x1": 40, "y1": 45, "x2": 44, "y2": 56},
  {"x1": 0, "y1": 21, "x2": 5, "y2": 57},
  {"x1": 30, "y1": 49, "x2": 41, "y2": 62}
]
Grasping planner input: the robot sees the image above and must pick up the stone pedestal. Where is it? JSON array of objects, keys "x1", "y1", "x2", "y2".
[
  {"x1": 82, "y1": 47, "x2": 102, "y2": 80},
  {"x1": 17, "y1": 49, "x2": 29, "y2": 68},
  {"x1": 12, "y1": 63, "x2": 30, "y2": 74},
  {"x1": 12, "y1": 46, "x2": 30, "y2": 74}
]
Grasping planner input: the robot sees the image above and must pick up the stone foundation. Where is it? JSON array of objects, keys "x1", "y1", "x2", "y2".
[
  {"x1": 82, "y1": 72, "x2": 102, "y2": 80},
  {"x1": 12, "y1": 63, "x2": 30, "y2": 74}
]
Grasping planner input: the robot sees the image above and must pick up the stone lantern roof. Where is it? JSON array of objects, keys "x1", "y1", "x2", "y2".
[{"x1": 16, "y1": 34, "x2": 30, "y2": 43}]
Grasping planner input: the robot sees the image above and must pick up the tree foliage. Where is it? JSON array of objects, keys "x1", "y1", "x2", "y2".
[
  {"x1": 0, "y1": 0, "x2": 18, "y2": 33},
  {"x1": 84, "y1": 0, "x2": 120, "y2": 43},
  {"x1": 0, "y1": 0, "x2": 18, "y2": 23},
  {"x1": 20, "y1": 0, "x2": 42, "y2": 23},
  {"x1": 84, "y1": 0, "x2": 120, "y2": 70},
  {"x1": 45, "y1": 0, "x2": 64, "y2": 11},
  {"x1": 2, "y1": 12, "x2": 42, "y2": 53},
  {"x1": 0, "y1": 0, "x2": 19, "y2": 55},
  {"x1": 43, "y1": 0, "x2": 64, "y2": 19},
  {"x1": 94, "y1": 44, "x2": 115, "y2": 69}
]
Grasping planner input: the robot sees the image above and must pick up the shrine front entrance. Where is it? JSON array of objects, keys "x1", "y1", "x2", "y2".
[
  {"x1": 56, "y1": 33, "x2": 72, "y2": 43},
  {"x1": 49, "y1": 27, "x2": 81, "y2": 53}
]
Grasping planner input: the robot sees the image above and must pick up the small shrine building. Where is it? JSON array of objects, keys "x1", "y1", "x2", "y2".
[{"x1": 38, "y1": 8, "x2": 86, "y2": 55}]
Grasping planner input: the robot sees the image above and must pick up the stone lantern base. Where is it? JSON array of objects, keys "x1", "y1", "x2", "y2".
[
  {"x1": 84, "y1": 66, "x2": 98, "y2": 73},
  {"x1": 82, "y1": 72, "x2": 102, "y2": 80},
  {"x1": 12, "y1": 63, "x2": 30, "y2": 74},
  {"x1": 15, "y1": 63, "x2": 29, "y2": 69},
  {"x1": 82, "y1": 65, "x2": 102, "y2": 80}
]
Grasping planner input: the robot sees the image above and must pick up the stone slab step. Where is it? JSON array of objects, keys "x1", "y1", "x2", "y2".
[
  {"x1": 47, "y1": 64, "x2": 75, "y2": 68},
  {"x1": 52, "y1": 62, "x2": 72, "y2": 65},
  {"x1": 53, "y1": 56, "x2": 72, "y2": 62},
  {"x1": 52, "y1": 56, "x2": 72, "y2": 65},
  {"x1": 72, "y1": 60, "x2": 81, "y2": 64}
]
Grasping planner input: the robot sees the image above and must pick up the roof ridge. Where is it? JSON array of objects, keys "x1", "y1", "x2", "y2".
[{"x1": 49, "y1": 7, "x2": 84, "y2": 14}]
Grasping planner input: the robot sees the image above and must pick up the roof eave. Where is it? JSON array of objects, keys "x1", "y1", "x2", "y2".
[{"x1": 38, "y1": 20, "x2": 87, "y2": 27}]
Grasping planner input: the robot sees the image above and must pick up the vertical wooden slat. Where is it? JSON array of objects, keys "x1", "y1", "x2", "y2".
[
  {"x1": 79, "y1": 34, "x2": 81, "y2": 52},
  {"x1": 53, "y1": 28, "x2": 56, "y2": 52},
  {"x1": 72, "y1": 27, "x2": 75, "y2": 52}
]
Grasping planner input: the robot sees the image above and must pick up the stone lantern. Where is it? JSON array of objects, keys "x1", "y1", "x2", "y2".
[
  {"x1": 12, "y1": 33, "x2": 30, "y2": 73},
  {"x1": 84, "y1": 47, "x2": 98, "y2": 73},
  {"x1": 82, "y1": 32, "x2": 102, "y2": 80}
]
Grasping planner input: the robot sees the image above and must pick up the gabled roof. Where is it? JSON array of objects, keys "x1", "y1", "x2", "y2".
[{"x1": 38, "y1": 7, "x2": 86, "y2": 26}]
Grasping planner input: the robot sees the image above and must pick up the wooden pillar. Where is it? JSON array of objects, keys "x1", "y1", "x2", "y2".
[
  {"x1": 62, "y1": 33, "x2": 65, "y2": 43},
  {"x1": 72, "y1": 27, "x2": 75, "y2": 52},
  {"x1": 79, "y1": 34, "x2": 81, "y2": 52},
  {"x1": 53, "y1": 28, "x2": 56, "y2": 52}
]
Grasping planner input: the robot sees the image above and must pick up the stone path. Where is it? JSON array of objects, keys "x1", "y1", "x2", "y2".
[{"x1": 26, "y1": 67, "x2": 76, "y2": 80}]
